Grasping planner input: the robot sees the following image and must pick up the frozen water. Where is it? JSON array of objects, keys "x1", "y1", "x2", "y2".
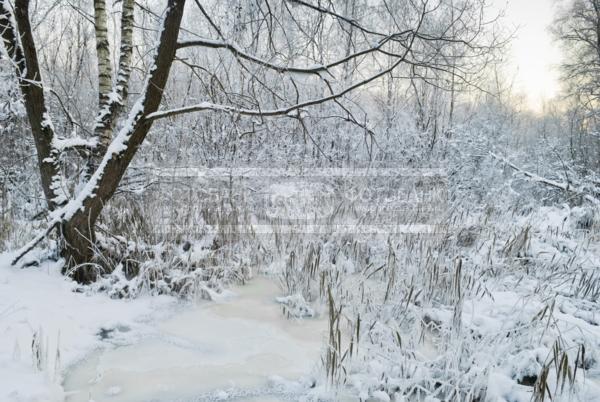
[{"x1": 63, "y1": 277, "x2": 326, "y2": 401}]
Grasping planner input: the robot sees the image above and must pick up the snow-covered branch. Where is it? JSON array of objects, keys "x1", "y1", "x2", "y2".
[
  {"x1": 148, "y1": 28, "x2": 420, "y2": 121},
  {"x1": 53, "y1": 136, "x2": 98, "y2": 152},
  {"x1": 176, "y1": 30, "x2": 412, "y2": 76},
  {"x1": 490, "y1": 151, "x2": 600, "y2": 206}
]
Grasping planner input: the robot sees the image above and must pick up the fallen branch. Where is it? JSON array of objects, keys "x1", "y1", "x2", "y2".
[
  {"x1": 11, "y1": 221, "x2": 59, "y2": 266},
  {"x1": 490, "y1": 151, "x2": 600, "y2": 206}
]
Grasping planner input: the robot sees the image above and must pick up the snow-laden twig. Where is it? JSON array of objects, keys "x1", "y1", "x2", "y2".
[{"x1": 490, "y1": 151, "x2": 600, "y2": 206}]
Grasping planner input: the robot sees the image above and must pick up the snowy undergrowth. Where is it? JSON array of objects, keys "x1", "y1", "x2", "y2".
[{"x1": 268, "y1": 201, "x2": 600, "y2": 402}]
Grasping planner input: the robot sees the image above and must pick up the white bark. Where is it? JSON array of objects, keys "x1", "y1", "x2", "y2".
[{"x1": 93, "y1": 0, "x2": 112, "y2": 149}]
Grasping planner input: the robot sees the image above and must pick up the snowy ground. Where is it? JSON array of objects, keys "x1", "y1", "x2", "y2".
[
  {"x1": 0, "y1": 256, "x2": 175, "y2": 401},
  {"x1": 0, "y1": 258, "x2": 326, "y2": 402}
]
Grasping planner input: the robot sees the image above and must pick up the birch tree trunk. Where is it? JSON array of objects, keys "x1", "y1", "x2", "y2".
[
  {"x1": 94, "y1": 0, "x2": 112, "y2": 109},
  {"x1": 93, "y1": 0, "x2": 135, "y2": 156},
  {"x1": 88, "y1": 0, "x2": 113, "y2": 177}
]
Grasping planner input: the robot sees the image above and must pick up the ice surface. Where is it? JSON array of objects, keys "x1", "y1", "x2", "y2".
[{"x1": 63, "y1": 278, "x2": 326, "y2": 402}]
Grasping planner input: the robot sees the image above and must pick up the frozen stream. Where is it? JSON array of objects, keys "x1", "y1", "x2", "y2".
[{"x1": 63, "y1": 277, "x2": 327, "y2": 401}]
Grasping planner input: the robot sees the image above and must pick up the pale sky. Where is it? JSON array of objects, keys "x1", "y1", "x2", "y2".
[{"x1": 492, "y1": 0, "x2": 563, "y2": 112}]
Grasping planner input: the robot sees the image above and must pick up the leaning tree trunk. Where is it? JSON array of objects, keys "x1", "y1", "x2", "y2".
[
  {"x1": 1, "y1": 0, "x2": 186, "y2": 283},
  {"x1": 60, "y1": 0, "x2": 186, "y2": 282}
]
